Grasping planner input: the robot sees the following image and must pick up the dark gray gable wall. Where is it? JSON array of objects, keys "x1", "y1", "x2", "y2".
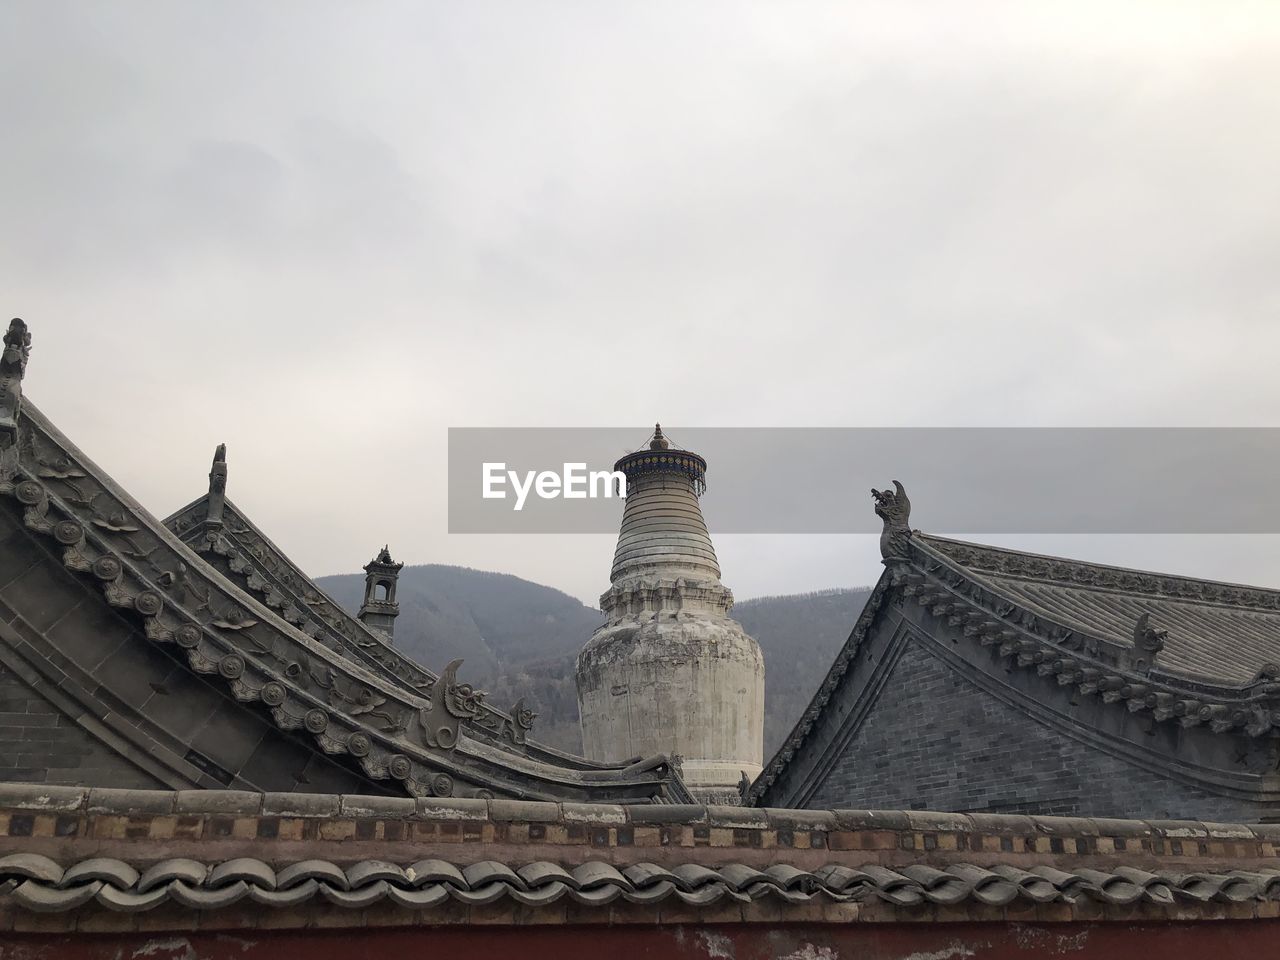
[
  {"x1": 0, "y1": 656, "x2": 164, "y2": 790},
  {"x1": 757, "y1": 571, "x2": 1280, "y2": 820},
  {"x1": 0, "y1": 496, "x2": 390, "y2": 795},
  {"x1": 803, "y1": 633, "x2": 1249, "y2": 819}
]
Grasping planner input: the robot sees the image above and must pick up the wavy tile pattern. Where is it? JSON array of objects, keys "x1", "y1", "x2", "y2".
[{"x1": 3, "y1": 855, "x2": 1278, "y2": 913}]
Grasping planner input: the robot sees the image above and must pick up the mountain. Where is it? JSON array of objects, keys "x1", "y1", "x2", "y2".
[
  {"x1": 733, "y1": 588, "x2": 874, "y2": 752},
  {"x1": 316, "y1": 565, "x2": 601, "y2": 752},
  {"x1": 316, "y1": 565, "x2": 871, "y2": 755}
]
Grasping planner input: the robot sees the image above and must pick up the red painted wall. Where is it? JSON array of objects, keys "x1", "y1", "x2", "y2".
[{"x1": 4, "y1": 921, "x2": 1276, "y2": 960}]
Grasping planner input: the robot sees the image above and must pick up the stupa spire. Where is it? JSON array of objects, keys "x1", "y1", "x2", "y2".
[{"x1": 606, "y1": 429, "x2": 719, "y2": 589}]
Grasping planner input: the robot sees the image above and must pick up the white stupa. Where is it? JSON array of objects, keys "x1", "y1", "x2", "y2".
[{"x1": 575, "y1": 425, "x2": 765, "y2": 803}]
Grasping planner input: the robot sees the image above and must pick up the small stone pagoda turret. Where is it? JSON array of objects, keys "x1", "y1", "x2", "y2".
[
  {"x1": 357, "y1": 545, "x2": 403, "y2": 642},
  {"x1": 575, "y1": 425, "x2": 765, "y2": 803}
]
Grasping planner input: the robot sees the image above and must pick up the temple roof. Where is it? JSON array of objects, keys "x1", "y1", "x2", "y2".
[
  {"x1": 0, "y1": 319, "x2": 689, "y2": 805},
  {"x1": 166, "y1": 490, "x2": 430, "y2": 688},
  {"x1": 919, "y1": 533, "x2": 1280, "y2": 685},
  {"x1": 749, "y1": 483, "x2": 1280, "y2": 808},
  {"x1": 164, "y1": 479, "x2": 633, "y2": 780}
]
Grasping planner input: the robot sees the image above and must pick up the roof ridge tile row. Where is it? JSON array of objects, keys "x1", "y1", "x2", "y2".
[
  {"x1": 2, "y1": 782, "x2": 1278, "y2": 843},
  {"x1": 3, "y1": 854, "x2": 1276, "y2": 913}
]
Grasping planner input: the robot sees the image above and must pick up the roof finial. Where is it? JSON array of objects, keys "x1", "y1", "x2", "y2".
[
  {"x1": 1133, "y1": 611, "x2": 1166, "y2": 674},
  {"x1": 0, "y1": 319, "x2": 32, "y2": 448},
  {"x1": 871, "y1": 480, "x2": 912, "y2": 561},
  {"x1": 205, "y1": 442, "x2": 228, "y2": 530},
  {"x1": 650, "y1": 422, "x2": 669, "y2": 451}
]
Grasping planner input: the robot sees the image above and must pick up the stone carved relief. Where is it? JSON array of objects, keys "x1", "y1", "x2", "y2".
[
  {"x1": 180, "y1": 503, "x2": 541, "y2": 742},
  {"x1": 419, "y1": 658, "x2": 485, "y2": 750},
  {"x1": 508, "y1": 698, "x2": 537, "y2": 746}
]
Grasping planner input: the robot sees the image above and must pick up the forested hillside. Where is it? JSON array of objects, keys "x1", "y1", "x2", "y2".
[{"x1": 317, "y1": 566, "x2": 871, "y2": 755}]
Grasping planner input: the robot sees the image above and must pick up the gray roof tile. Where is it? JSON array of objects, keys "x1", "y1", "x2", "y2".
[
  {"x1": 137, "y1": 859, "x2": 207, "y2": 893},
  {"x1": 4, "y1": 854, "x2": 1280, "y2": 915},
  {"x1": 0, "y1": 853, "x2": 64, "y2": 885},
  {"x1": 247, "y1": 881, "x2": 319, "y2": 908},
  {"x1": 61, "y1": 858, "x2": 139, "y2": 890},
  {"x1": 208, "y1": 858, "x2": 276, "y2": 891},
  {"x1": 277, "y1": 859, "x2": 347, "y2": 891},
  {"x1": 320, "y1": 880, "x2": 387, "y2": 908},
  {"x1": 406, "y1": 859, "x2": 466, "y2": 889},
  {"x1": 920, "y1": 534, "x2": 1280, "y2": 684}
]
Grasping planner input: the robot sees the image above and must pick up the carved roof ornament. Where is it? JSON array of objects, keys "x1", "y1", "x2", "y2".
[
  {"x1": 366, "y1": 544, "x2": 403, "y2": 572},
  {"x1": 419, "y1": 658, "x2": 489, "y2": 750},
  {"x1": 0, "y1": 318, "x2": 31, "y2": 448},
  {"x1": 872, "y1": 480, "x2": 912, "y2": 561},
  {"x1": 649, "y1": 422, "x2": 670, "y2": 451},
  {"x1": 1132, "y1": 611, "x2": 1166, "y2": 674},
  {"x1": 509, "y1": 697, "x2": 537, "y2": 745},
  {"x1": 205, "y1": 444, "x2": 227, "y2": 533},
  {"x1": 167, "y1": 490, "x2": 550, "y2": 752},
  {"x1": 1252, "y1": 663, "x2": 1280, "y2": 685}
]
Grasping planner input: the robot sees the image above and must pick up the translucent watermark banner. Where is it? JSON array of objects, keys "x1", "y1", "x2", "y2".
[{"x1": 447, "y1": 427, "x2": 1280, "y2": 534}]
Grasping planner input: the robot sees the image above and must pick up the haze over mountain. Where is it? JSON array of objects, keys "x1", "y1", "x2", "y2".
[{"x1": 317, "y1": 565, "x2": 871, "y2": 755}]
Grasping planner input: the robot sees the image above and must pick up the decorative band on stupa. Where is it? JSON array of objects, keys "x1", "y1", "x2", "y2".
[{"x1": 614, "y1": 424, "x2": 707, "y2": 495}]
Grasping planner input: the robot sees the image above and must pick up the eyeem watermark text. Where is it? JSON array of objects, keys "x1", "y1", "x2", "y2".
[
  {"x1": 450, "y1": 427, "x2": 1280, "y2": 533},
  {"x1": 482, "y1": 462, "x2": 625, "y2": 511}
]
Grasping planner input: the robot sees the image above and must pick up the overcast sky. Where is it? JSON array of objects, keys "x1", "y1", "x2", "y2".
[{"x1": 4, "y1": 2, "x2": 1280, "y2": 608}]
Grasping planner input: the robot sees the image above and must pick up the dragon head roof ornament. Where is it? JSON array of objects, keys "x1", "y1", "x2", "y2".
[
  {"x1": 0, "y1": 319, "x2": 31, "y2": 449},
  {"x1": 872, "y1": 480, "x2": 912, "y2": 561}
]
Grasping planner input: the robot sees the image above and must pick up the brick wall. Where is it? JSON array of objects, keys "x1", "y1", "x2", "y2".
[
  {"x1": 804, "y1": 639, "x2": 1256, "y2": 820},
  {"x1": 0, "y1": 662, "x2": 163, "y2": 789}
]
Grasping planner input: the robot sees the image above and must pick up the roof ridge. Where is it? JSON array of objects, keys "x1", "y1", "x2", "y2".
[
  {"x1": 918, "y1": 533, "x2": 1280, "y2": 607},
  {"x1": 6, "y1": 396, "x2": 687, "y2": 804},
  {"x1": 1, "y1": 781, "x2": 1275, "y2": 835},
  {"x1": 4, "y1": 853, "x2": 1275, "y2": 913},
  {"x1": 165, "y1": 493, "x2": 606, "y2": 773}
]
